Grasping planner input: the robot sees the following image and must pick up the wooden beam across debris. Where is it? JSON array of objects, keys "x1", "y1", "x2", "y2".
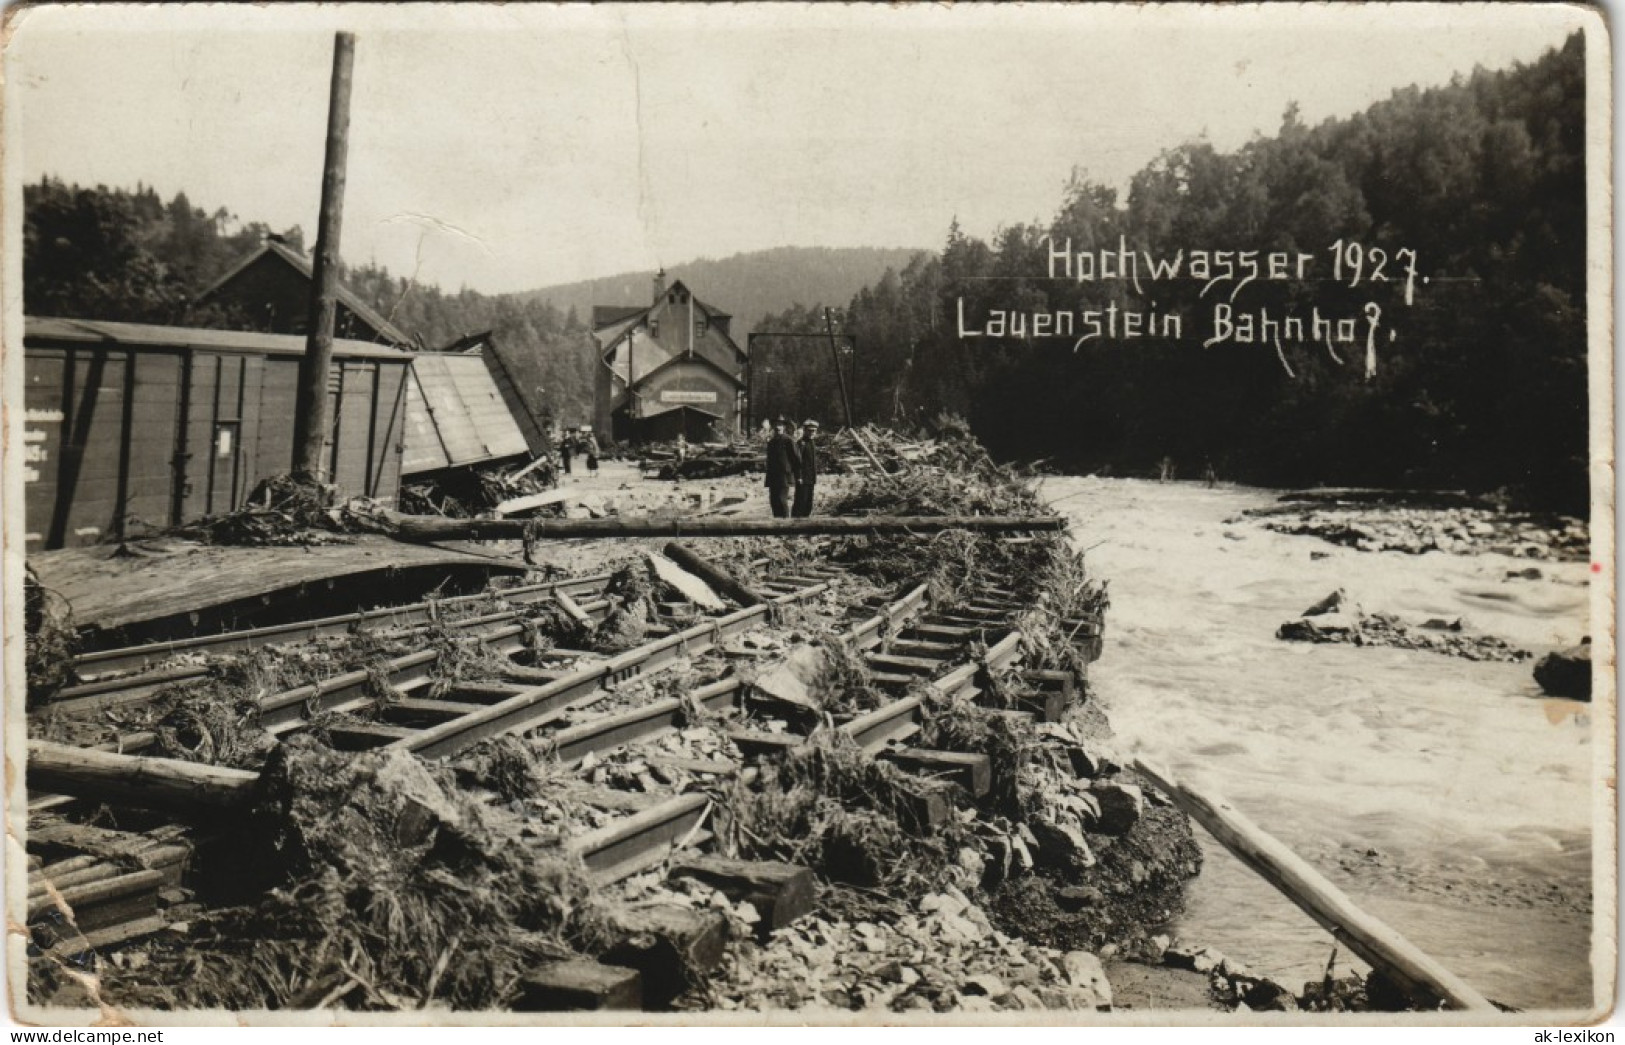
[
  {"x1": 1131, "y1": 758, "x2": 1496, "y2": 1012},
  {"x1": 359, "y1": 508, "x2": 1065, "y2": 542}
]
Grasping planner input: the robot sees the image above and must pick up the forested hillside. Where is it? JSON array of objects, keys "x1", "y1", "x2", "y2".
[
  {"x1": 758, "y1": 35, "x2": 1588, "y2": 512},
  {"x1": 516, "y1": 246, "x2": 924, "y2": 342},
  {"x1": 23, "y1": 184, "x2": 919, "y2": 432}
]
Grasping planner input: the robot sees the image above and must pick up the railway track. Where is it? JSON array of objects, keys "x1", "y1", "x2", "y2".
[{"x1": 27, "y1": 546, "x2": 1104, "y2": 1011}]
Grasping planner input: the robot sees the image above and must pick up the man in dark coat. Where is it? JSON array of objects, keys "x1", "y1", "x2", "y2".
[
  {"x1": 792, "y1": 419, "x2": 820, "y2": 518},
  {"x1": 765, "y1": 418, "x2": 800, "y2": 518}
]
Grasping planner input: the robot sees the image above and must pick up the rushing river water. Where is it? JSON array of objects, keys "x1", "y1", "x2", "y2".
[{"x1": 1042, "y1": 477, "x2": 1599, "y2": 1013}]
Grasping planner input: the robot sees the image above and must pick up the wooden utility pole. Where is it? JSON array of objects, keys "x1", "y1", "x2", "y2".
[
  {"x1": 292, "y1": 31, "x2": 357, "y2": 483},
  {"x1": 824, "y1": 307, "x2": 854, "y2": 428}
]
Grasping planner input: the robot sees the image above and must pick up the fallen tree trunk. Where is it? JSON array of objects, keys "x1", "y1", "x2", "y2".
[
  {"x1": 663, "y1": 543, "x2": 765, "y2": 607},
  {"x1": 359, "y1": 509, "x2": 1065, "y2": 542},
  {"x1": 28, "y1": 740, "x2": 260, "y2": 814},
  {"x1": 1131, "y1": 757, "x2": 1494, "y2": 1012}
]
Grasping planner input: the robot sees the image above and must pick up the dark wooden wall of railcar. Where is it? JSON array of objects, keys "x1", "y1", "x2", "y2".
[{"x1": 23, "y1": 343, "x2": 407, "y2": 550}]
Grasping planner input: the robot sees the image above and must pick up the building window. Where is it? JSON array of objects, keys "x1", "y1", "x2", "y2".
[
  {"x1": 649, "y1": 319, "x2": 660, "y2": 339},
  {"x1": 697, "y1": 314, "x2": 709, "y2": 337}
]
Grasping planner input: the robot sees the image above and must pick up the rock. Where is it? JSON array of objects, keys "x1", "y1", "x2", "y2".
[
  {"x1": 1243, "y1": 978, "x2": 1297, "y2": 1011},
  {"x1": 1162, "y1": 943, "x2": 1204, "y2": 971},
  {"x1": 1302, "y1": 589, "x2": 1351, "y2": 617},
  {"x1": 1066, "y1": 744, "x2": 1120, "y2": 778},
  {"x1": 1007, "y1": 985, "x2": 1045, "y2": 1010},
  {"x1": 1056, "y1": 885, "x2": 1105, "y2": 911},
  {"x1": 1419, "y1": 617, "x2": 1463, "y2": 632},
  {"x1": 1060, "y1": 951, "x2": 1112, "y2": 1011},
  {"x1": 1089, "y1": 782, "x2": 1144, "y2": 835},
  {"x1": 1144, "y1": 933, "x2": 1171, "y2": 961},
  {"x1": 749, "y1": 645, "x2": 828, "y2": 712},
  {"x1": 1030, "y1": 817, "x2": 1096, "y2": 868},
  {"x1": 1037, "y1": 987, "x2": 1076, "y2": 1011},
  {"x1": 1277, "y1": 611, "x2": 1362, "y2": 642},
  {"x1": 1534, "y1": 642, "x2": 1591, "y2": 701},
  {"x1": 1310, "y1": 550, "x2": 1331, "y2": 560},
  {"x1": 1507, "y1": 566, "x2": 1543, "y2": 580},
  {"x1": 961, "y1": 973, "x2": 1006, "y2": 997},
  {"x1": 1010, "y1": 834, "x2": 1034, "y2": 871}
]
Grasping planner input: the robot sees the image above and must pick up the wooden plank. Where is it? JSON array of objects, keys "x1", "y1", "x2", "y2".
[
  {"x1": 865, "y1": 652, "x2": 949, "y2": 675},
  {"x1": 40, "y1": 915, "x2": 168, "y2": 962},
  {"x1": 669, "y1": 857, "x2": 816, "y2": 936},
  {"x1": 1131, "y1": 758, "x2": 1495, "y2": 1012},
  {"x1": 515, "y1": 960, "x2": 642, "y2": 1011},
  {"x1": 664, "y1": 542, "x2": 769, "y2": 608},
  {"x1": 324, "y1": 722, "x2": 420, "y2": 749},
  {"x1": 377, "y1": 698, "x2": 487, "y2": 725},
  {"x1": 881, "y1": 748, "x2": 992, "y2": 796},
  {"x1": 30, "y1": 534, "x2": 524, "y2": 636}
]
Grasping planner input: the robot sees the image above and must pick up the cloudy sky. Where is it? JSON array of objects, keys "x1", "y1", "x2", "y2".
[{"x1": 6, "y1": 3, "x2": 1586, "y2": 294}]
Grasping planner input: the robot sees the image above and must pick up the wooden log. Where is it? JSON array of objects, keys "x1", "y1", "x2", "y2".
[
  {"x1": 28, "y1": 869, "x2": 165, "y2": 929},
  {"x1": 663, "y1": 543, "x2": 766, "y2": 607},
  {"x1": 363, "y1": 508, "x2": 1064, "y2": 542},
  {"x1": 554, "y1": 589, "x2": 594, "y2": 629},
  {"x1": 1131, "y1": 758, "x2": 1494, "y2": 1012},
  {"x1": 669, "y1": 857, "x2": 816, "y2": 936},
  {"x1": 40, "y1": 914, "x2": 168, "y2": 962},
  {"x1": 515, "y1": 960, "x2": 642, "y2": 1011},
  {"x1": 27, "y1": 741, "x2": 258, "y2": 814}
]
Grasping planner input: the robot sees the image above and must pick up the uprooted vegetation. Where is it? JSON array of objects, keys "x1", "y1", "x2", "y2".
[
  {"x1": 54, "y1": 737, "x2": 614, "y2": 1011},
  {"x1": 28, "y1": 423, "x2": 1198, "y2": 1014}
]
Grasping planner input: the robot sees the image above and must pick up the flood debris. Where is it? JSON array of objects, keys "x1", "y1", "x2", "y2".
[
  {"x1": 1248, "y1": 496, "x2": 1587, "y2": 561},
  {"x1": 1277, "y1": 589, "x2": 1530, "y2": 662},
  {"x1": 26, "y1": 563, "x2": 78, "y2": 706},
  {"x1": 173, "y1": 474, "x2": 354, "y2": 547},
  {"x1": 26, "y1": 423, "x2": 1206, "y2": 1017},
  {"x1": 61, "y1": 736, "x2": 614, "y2": 1011}
]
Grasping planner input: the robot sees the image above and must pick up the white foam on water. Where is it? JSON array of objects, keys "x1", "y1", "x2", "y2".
[{"x1": 1046, "y1": 477, "x2": 1595, "y2": 1010}]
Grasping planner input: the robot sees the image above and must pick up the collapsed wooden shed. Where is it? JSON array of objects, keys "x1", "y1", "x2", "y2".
[
  {"x1": 22, "y1": 317, "x2": 413, "y2": 549},
  {"x1": 400, "y1": 352, "x2": 531, "y2": 477}
]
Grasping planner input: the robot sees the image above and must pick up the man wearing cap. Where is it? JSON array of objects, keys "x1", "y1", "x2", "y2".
[
  {"x1": 765, "y1": 417, "x2": 800, "y2": 518},
  {"x1": 792, "y1": 419, "x2": 820, "y2": 518}
]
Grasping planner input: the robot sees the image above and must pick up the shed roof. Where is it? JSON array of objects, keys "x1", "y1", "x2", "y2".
[
  {"x1": 25, "y1": 316, "x2": 413, "y2": 362},
  {"x1": 401, "y1": 352, "x2": 531, "y2": 475},
  {"x1": 198, "y1": 240, "x2": 416, "y2": 346}
]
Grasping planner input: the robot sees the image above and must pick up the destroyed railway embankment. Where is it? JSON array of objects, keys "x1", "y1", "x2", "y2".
[{"x1": 24, "y1": 426, "x2": 1241, "y2": 1016}]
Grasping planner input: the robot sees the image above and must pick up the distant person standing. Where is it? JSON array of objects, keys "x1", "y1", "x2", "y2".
[
  {"x1": 765, "y1": 417, "x2": 800, "y2": 518},
  {"x1": 559, "y1": 433, "x2": 574, "y2": 476},
  {"x1": 583, "y1": 427, "x2": 601, "y2": 477},
  {"x1": 792, "y1": 419, "x2": 820, "y2": 518}
]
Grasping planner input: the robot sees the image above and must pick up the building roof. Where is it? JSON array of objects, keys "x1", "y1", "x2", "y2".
[
  {"x1": 401, "y1": 352, "x2": 531, "y2": 475},
  {"x1": 198, "y1": 240, "x2": 416, "y2": 346},
  {"x1": 591, "y1": 305, "x2": 646, "y2": 329},
  {"x1": 591, "y1": 279, "x2": 747, "y2": 385},
  {"x1": 25, "y1": 315, "x2": 414, "y2": 362}
]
